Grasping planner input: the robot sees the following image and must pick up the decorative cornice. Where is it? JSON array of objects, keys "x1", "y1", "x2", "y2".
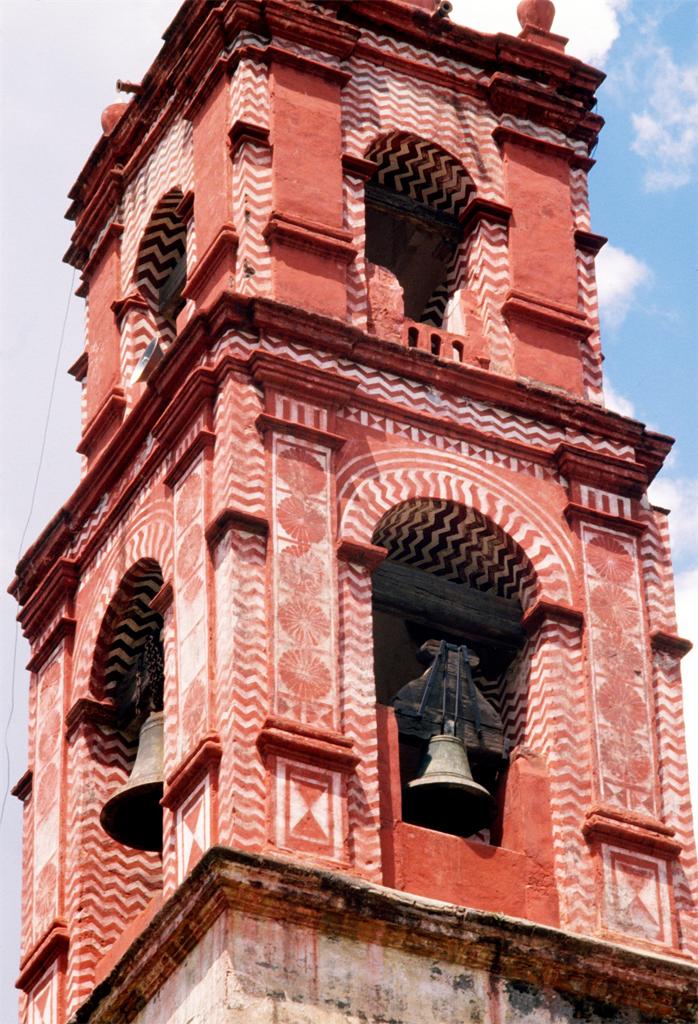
[
  {"x1": 575, "y1": 229, "x2": 608, "y2": 255},
  {"x1": 583, "y1": 806, "x2": 682, "y2": 860},
  {"x1": 182, "y1": 223, "x2": 239, "y2": 307},
  {"x1": 65, "y1": 697, "x2": 118, "y2": 739},
  {"x1": 77, "y1": 387, "x2": 127, "y2": 458},
  {"x1": 651, "y1": 630, "x2": 693, "y2": 658},
  {"x1": 162, "y1": 732, "x2": 222, "y2": 809},
  {"x1": 257, "y1": 717, "x2": 360, "y2": 772},
  {"x1": 67, "y1": 350, "x2": 88, "y2": 383},
  {"x1": 522, "y1": 599, "x2": 584, "y2": 636},
  {"x1": 256, "y1": 413, "x2": 347, "y2": 450},
  {"x1": 265, "y1": 42, "x2": 352, "y2": 86},
  {"x1": 163, "y1": 428, "x2": 216, "y2": 490},
  {"x1": 264, "y1": 0, "x2": 359, "y2": 60},
  {"x1": 16, "y1": 919, "x2": 70, "y2": 993},
  {"x1": 336, "y1": 539, "x2": 389, "y2": 572},
  {"x1": 263, "y1": 212, "x2": 357, "y2": 264},
  {"x1": 458, "y1": 197, "x2": 512, "y2": 233},
  {"x1": 564, "y1": 501, "x2": 647, "y2": 537},
  {"x1": 70, "y1": 847, "x2": 698, "y2": 1024},
  {"x1": 250, "y1": 350, "x2": 358, "y2": 408},
  {"x1": 503, "y1": 290, "x2": 593, "y2": 339},
  {"x1": 111, "y1": 291, "x2": 150, "y2": 324},
  {"x1": 555, "y1": 443, "x2": 647, "y2": 497},
  {"x1": 341, "y1": 153, "x2": 377, "y2": 181},
  {"x1": 150, "y1": 581, "x2": 174, "y2": 617},
  {"x1": 26, "y1": 615, "x2": 77, "y2": 673},
  {"x1": 205, "y1": 507, "x2": 269, "y2": 548},
  {"x1": 494, "y1": 124, "x2": 583, "y2": 165},
  {"x1": 11, "y1": 768, "x2": 32, "y2": 803},
  {"x1": 19, "y1": 558, "x2": 80, "y2": 642},
  {"x1": 228, "y1": 119, "x2": 271, "y2": 153}
]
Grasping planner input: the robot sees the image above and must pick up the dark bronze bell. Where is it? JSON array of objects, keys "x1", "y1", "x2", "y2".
[
  {"x1": 100, "y1": 711, "x2": 164, "y2": 853},
  {"x1": 404, "y1": 732, "x2": 494, "y2": 838}
]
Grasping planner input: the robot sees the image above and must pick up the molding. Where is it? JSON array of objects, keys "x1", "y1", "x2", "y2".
[
  {"x1": 257, "y1": 717, "x2": 360, "y2": 773},
  {"x1": 263, "y1": 212, "x2": 357, "y2": 264},
  {"x1": 65, "y1": 697, "x2": 118, "y2": 739},
  {"x1": 70, "y1": 847, "x2": 698, "y2": 1024},
  {"x1": 19, "y1": 558, "x2": 80, "y2": 643},
  {"x1": 575, "y1": 229, "x2": 608, "y2": 256},
  {"x1": 162, "y1": 732, "x2": 223, "y2": 809},
  {"x1": 522, "y1": 599, "x2": 584, "y2": 636},
  {"x1": 458, "y1": 197, "x2": 512, "y2": 233},
  {"x1": 111, "y1": 290, "x2": 150, "y2": 324},
  {"x1": 26, "y1": 615, "x2": 77, "y2": 673},
  {"x1": 651, "y1": 630, "x2": 693, "y2": 659},
  {"x1": 503, "y1": 290, "x2": 593, "y2": 339},
  {"x1": 67, "y1": 350, "x2": 88, "y2": 383},
  {"x1": 150, "y1": 581, "x2": 174, "y2": 616},
  {"x1": 264, "y1": 0, "x2": 359, "y2": 60},
  {"x1": 81, "y1": 221, "x2": 124, "y2": 280},
  {"x1": 16, "y1": 919, "x2": 70, "y2": 993},
  {"x1": 341, "y1": 153, "x2": 377, "y2": 181},
  {"x1": 11, "y1": 768, "x2": 32, "y2": 803},
  {"x1": 228, "y1": 119, "x2": 271, "y2": 152},
  {"x1": 494, "y1": 124, "x2": 582, "y2": 165},
  {"x1": 564, "y1": 501, "x2": 647, "y2": 537},
  {"x1": 583, "y1": 806, "x2": 682, "y2": 860},
  {"x1": 266, "y1": 42, "x2": 352, "y2": 86},
  {"x1": 205, "y1": 507, "x2": 269, "y2": 547},
  {"x1": 250, "y1": 350, "x2": 358, "y2": 408},
  {"x1": 336, "y1": 539, "x2": 389, "y2": 572},
  {"x1": 256, "y1": 413, "x2": 347, "y2": 451},
  {"x1": 182, "y1": 223, "x2": 239, "y2": 306},
  {"x1": 77, "y1": 387, "x2": 127, "y2": 458},
  {"x1": 555, "y1": 443, "x2": 647, "y2": 497},
  {"x1": 163, "y1": 428, "x2": 216, "y2": 490}
]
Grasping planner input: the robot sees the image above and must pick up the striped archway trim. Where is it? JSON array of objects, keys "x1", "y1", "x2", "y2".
[
  {"x1": 365, "y1": 131, "x2": 475, "y2": 217},
  {"x1": 338, "y1": 449, "x2": 575, "y2": 607},
  {"x1": 90, "y1": 560, "x2": 164, "y2": 701},
  {"x1": 372, "y1": 498, "x2": 533, "y2": 604}
]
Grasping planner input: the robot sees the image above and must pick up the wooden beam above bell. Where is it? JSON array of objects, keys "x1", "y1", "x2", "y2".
[{"x1": 371, "y1": 560, "x2": 525, "y2": 649}]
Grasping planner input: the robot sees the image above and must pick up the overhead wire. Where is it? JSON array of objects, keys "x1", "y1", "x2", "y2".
[{"x1": 0, "y1": 265, "x2": 76, "y2": 828}]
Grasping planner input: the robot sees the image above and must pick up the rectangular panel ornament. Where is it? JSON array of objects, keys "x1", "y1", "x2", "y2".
[
  {"x1": 602, "y1": 844, "x2": 673, "y2": 946},
  {"x1": 581, "y1": 525, "x2": 657, "y2": 816},
  {"x1": 272, "y1": 435, "x2": 337, "y2": 729},
  {"x1": 274, "y1": 758, "x2": 345, "y2": 862},
  {"x1": 175, "y1": 776, "x2": 211, "y2": 885}
]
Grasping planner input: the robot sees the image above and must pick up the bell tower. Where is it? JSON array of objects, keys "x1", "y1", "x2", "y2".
[{"x1": 12, "y1": 1, "x2": 697, "y2": 1022}]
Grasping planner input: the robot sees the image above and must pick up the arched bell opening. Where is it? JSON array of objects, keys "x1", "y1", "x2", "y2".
[
  {"x1": 134, "y1": 189, "x2": 188, "y2": 346},
  {"x1": 363, "y1": 132, "x2": 478, "y2": 334},
  {"x1": 371, "y1": 498, "x2": 534, "y2": 843},
  {"x1": 91, "y1": 560, "x2": 166, "y2": 854}
]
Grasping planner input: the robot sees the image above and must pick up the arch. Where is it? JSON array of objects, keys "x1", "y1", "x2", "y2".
[
  {"x1": 72, "y1": 492, "x2": 174, "y2": 699},
  {"x1": 372, "y1": 498, "x2": 535, "y2": 605},
  {"x1": 338, "y1": 448, "x2": 575, "y2": 607},
  {"x1": 365, "y1": 131, "x2": 476, "y2": 217},
  {"x1": 133, "y1": 188, "x2": 187, "y2": 342},
  {"x1": 89, "y1": 559, "x2": 164, "y2": 700}
]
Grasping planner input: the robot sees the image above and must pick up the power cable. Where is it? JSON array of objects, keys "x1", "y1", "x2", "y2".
[{"x1": 0, "y1": 265, "x2": 76, "y2": 829}]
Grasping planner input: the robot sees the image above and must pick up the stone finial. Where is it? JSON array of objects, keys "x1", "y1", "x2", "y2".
[
  {"x1": 517, "y1": 0, "x2": 556, "y2": 33},
  {"x1": 101, "y1": 102, "x2": 129, "y2": 136}
]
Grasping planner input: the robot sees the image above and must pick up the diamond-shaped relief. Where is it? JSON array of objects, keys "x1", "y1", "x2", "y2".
[
  {"x1": 177, "y1": 780, "x2": 209, "y2": 882},
  {"x1": 277, "y1": 761, "x2": 343, "y2": 860},
  {"x1": 605, "y1": 848, "x2": 670, "y2": 946},
  {"x1": 30, "y1": 971, "x2": 55, "y2": 1024}
]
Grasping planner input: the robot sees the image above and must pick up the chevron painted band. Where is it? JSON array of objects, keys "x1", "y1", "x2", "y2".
[{"x1": 366, "y1": 131, "x2": 475, "y2": 216}]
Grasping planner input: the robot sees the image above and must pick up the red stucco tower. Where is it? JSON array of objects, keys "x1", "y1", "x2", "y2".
[{"x1": 12, "y1": 1, "x2": 698, "y2": 1022}]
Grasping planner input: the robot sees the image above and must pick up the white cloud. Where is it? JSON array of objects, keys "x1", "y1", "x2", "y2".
[
  {"x1": 595, "y1": 243, "x2": 651, "y2": 329},
  {"x1": 631, "y1": 46, "x2": 698, "y2": 191},
  {"x1": 603, "y1": 377, "x2": 636, "y2": 418},
  {"x1": 450, "y1": 0, "x2": 628, "y2": 65}
]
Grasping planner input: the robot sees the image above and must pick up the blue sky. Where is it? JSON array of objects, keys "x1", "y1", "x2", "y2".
[{"x1": 0, "y1": 0, "x2": 696, "y2": 1013}]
